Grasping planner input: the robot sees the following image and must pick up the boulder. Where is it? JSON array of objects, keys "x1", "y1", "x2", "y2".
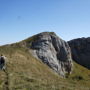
[{"x1": 0, "y1": 56, "x2": 6, "y2": 70}]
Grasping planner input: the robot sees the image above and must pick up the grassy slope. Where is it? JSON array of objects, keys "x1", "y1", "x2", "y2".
[{"x1": 0, "y1": 43, "x2": 90, "y2": 90}]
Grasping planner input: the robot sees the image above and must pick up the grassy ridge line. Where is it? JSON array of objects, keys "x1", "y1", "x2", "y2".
[{"x1": 0, "y1": 43, "x2": 90, "y2": 90}]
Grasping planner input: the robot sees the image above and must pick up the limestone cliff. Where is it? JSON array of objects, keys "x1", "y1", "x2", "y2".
[{"x1": 26, "y1": 32, "x2": 73, "y2": 77}]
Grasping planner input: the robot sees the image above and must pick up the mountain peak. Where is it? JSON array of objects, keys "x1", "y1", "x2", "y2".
[{"x1": 25, "y1": 32, "x2": 73, "y2": 77}]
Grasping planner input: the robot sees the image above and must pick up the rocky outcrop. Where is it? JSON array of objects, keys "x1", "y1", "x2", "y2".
[
  {"x1": 28, "y1": 32, "x2": 73, "y2": 77},
  {"x1": 68, "y1": 37, "x2": 90, "y2": 69}
]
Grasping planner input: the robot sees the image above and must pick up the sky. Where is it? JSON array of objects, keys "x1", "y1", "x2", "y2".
[{"x1": 0, "y1": 0, "x2": 90, "y2": 45}]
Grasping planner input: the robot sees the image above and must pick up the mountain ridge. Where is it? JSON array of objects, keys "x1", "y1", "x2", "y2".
[
  {"x1": 0, "y1": 32, "x2": 90, "y2": 90},
  {"x1": 68, "y1": 37, "x2": 90, "y2": 69}
]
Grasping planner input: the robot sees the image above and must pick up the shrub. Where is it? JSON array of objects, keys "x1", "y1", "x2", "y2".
[{"x1": 72, "y1": 75, "x2": 84, "y2": 80}]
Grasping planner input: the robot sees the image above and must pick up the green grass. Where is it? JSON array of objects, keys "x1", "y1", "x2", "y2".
[{"x1": 0, "y1": 43, "x2": 90, "y2": 90}]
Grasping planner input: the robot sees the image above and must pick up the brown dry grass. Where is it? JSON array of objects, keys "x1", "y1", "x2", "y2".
[{"x1": 0, "y1": 44, "x2": 90, "y2": 90}]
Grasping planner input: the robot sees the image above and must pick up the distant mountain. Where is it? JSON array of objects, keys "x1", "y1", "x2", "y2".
[
  {"x1": 0, "y1": 32, "x2": 90, "y2": 90},
  {"x1": 68, "y1": 37, "x2": 90, "y2": 69}
]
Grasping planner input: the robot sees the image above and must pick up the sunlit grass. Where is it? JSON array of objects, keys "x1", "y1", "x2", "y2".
[{"x1": 0, "y1": 42, "x2": 90, "y2": 90}]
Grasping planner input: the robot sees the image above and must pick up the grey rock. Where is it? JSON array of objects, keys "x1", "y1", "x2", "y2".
[
  {"x1": 0, "y1": 56, "x2": 6, "y2": 70},
  {"x1": 68, "y1": 37, "x2": 90, "y2": 69},
  {"x1": 29, "y1": 32, "x2": 73, "y2": 77}
]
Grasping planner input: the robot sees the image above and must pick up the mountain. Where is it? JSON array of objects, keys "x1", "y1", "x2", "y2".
[
  {"x1": 68, "y1": 37, "x2": 90, "y2": 69},
  {"x1": 0, "y1": 32, "x2": 90, "y2": 90},
  {"x1": 23, "y1": 32, "x2": 73, "y2": 77}
]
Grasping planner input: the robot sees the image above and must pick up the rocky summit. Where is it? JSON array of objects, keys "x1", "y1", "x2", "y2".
[
  {"x1": 28, "y1": 32, "x2": 73, "y2": 77},
  {"x1": 68, "y1": 37, "x2": 90, "y2": 69}
]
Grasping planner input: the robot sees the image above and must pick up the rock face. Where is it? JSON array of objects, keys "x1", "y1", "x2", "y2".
[
  {"x1": 29, "y1": 32, "x2": 73, "y2": 77},
  {"x1": 68, "y1": 37, "x2": 90, "y2": 69}
]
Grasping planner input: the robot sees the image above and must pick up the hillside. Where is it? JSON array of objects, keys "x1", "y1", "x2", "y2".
[{"x1": 0, "y1": 33, "x2": 90, "y2": 90}]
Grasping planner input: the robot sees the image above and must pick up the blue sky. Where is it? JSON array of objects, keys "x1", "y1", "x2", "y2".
[{"x1": 0, "y1": 0, "x2": 90, "y2": 45}]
